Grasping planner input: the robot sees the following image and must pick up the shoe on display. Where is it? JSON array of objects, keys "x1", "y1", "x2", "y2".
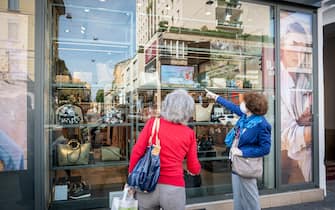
[{"x1": 69, "y1": 181, "x2": 91, "y2": 200}]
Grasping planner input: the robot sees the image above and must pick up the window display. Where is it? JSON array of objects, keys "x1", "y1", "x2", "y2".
[
  {"x1": 48, "y1": 2, "x2": 134, "y2": 208},
  {"x1": 47, "y1": 0, "x2": 275, "y2": 209}
]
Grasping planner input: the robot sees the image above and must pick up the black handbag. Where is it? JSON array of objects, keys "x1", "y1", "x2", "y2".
[
  {"x1": 184, "y1": 170, "x2": 201, "y2": 188},
  {"x1": 127, "y1": 118, "x2": 161, "y2": 193}
]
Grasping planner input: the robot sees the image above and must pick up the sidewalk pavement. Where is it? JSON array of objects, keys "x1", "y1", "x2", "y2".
[{"x1": 263, "y1": 180, "x2": 335, "y2": 210}]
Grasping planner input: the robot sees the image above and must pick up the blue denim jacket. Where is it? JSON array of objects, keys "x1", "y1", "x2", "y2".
[
  {"x1": 0, "y1": 130, "x2": 24, "y2": 170},
  {"x1": 216, "y1": 96, "x2": 272, "y2": 158}
]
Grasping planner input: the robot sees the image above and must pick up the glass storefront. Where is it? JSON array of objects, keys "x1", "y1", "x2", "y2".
[
  {"x1": 0, "y1": 0, "x2": 322, "y2": 210},
  {"x1": 46, "y1": 0, "x2": 276, "y2": 208},
  {"x1": 43, "y1": 0, "x2": 316, "y2": 209}
]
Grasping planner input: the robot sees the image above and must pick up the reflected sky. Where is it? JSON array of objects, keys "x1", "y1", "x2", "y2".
[{"x1": 54, "y1": 0, "x2": 135, "y2": 93}]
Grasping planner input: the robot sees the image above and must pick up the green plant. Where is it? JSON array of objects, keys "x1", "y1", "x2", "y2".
[{"x1": 96, "y1": 89, "x2": 104, "y2": 103}]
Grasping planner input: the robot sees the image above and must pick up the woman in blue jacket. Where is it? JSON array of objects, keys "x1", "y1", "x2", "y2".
[{"x1": 206, "y1": 90, "x2": 271, "y2": 210}]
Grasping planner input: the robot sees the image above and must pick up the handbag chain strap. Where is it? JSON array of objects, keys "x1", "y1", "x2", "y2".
[
  {"x1": 67, "y1": 139, "x2": 82, "y2": 163},
  {"x1": 148, "y1": 118, "x2": 160, "y2": 147}
]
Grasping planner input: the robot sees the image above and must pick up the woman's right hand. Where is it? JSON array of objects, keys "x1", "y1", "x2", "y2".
[{"x1": 205, "y1": 89, "x2": 218, "y2": 100}]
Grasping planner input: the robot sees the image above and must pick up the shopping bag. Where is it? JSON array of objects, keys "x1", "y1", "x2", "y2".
[
  {"x1": 111, "y1": 197, "x2": 120, "y2": 210},
  {"x1": 119, "y1": 199, "x2": 138, "y2": 210},
  {"x1": 111, "y1": 185, "x2": 138, "y2": 210}
]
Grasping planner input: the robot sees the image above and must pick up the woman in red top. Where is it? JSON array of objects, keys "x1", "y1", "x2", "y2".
[{"x1": 129, "y1": 89, "x2": 201, "y2": 210}]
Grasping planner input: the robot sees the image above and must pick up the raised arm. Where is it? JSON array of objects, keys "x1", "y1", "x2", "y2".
[{"x1": 205, "y1": 89, "x2": 243, "y2": 116}]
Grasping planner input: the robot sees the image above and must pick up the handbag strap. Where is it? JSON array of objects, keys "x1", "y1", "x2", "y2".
[{"x1": 148, "y1": 118, "x2": 160, "y2": 146}]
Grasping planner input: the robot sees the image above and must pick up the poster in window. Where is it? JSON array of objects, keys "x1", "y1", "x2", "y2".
[{"x1": 280, "y1": 10, "x2": 313, "y2": 184}]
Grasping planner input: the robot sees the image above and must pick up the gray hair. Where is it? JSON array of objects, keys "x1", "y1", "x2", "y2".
[{"x1": 161, "y1": 89, "x2": 194, "y2": 124}]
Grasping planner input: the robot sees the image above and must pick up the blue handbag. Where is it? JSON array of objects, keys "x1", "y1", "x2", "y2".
[{"x1": 127, "y1": 118, "x2": 161, "y2": 193}]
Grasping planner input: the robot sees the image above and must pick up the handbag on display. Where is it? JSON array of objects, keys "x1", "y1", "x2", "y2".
[
  {"x1": 101, "y1": 146, "x2": 122, "y2": 161},
  {"x1": 55, "y1": 104, "x2": 84, "y2": 125},
  {"x1": 231, "y1": 136, "x2": 263, "y2": 179},
  {"x1": 57, "y1": 139, "x2": 91, "y2": 166},
  {"x1": 211, "y1": 78, "x2": 226, "y2": 88},
  {"x1": 103, "y1": 107, "x2": 124, "y2": 124},
  {"x1": 198, "y1": 137, "x2": 214, "y2": 151},
  {"x1": 195, "y1": 103, "x2": 214, "y2": 122},
  {"x1": 127, "y1": 118, "x2": 161, "y2": 193}
]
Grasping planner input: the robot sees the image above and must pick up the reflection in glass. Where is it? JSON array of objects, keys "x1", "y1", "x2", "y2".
[
  {"x1": 48, "y1": 0, "x2": 135, "y2": 204},
  {"x1": 47, "y1": 0, "x2": 276, "y2": 207},
  {"x1": 136, "y1": 0, "x2": 276, "y2": 199},
  {"x1": 0, "y1": 11, "x2": 32, "y2": 171}
]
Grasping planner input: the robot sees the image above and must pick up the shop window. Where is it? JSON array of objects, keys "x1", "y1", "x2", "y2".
[{"x1": 47, "y1": 0, "x2": 276, "y2": 209}]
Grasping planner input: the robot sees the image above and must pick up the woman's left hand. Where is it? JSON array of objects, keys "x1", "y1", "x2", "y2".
[{"x1": 231, "y1": 147, "x2": 243, "y2": 156}]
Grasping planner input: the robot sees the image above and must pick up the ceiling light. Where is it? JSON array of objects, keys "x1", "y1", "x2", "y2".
[
  {"x1": 84, "y1": 8, "x2": 90, "y2": 12},
  {"x1": 205, "y1": 11, "x2": 211, "y2": 15},
  {"x1": 99, "y1": 0, "x2": 106, "y2": 2},
  {"x1": 81, "y1": 30, "x2": 85, "y2": 34},
  {"x1": 81, "y1": 26, "x2": 86, "y2": 30},
  {"x1": 65, "y1": 29, "x2": 70, "y2": 33}
]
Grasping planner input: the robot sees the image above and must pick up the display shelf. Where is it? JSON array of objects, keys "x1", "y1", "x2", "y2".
[
  {"x1": 136, "y1": 86, "x2": 263, "y2": 93},
  {"x1": 51, "y1": 160, "x2": 129, "y2": 170},
  {"x1": 50, "y1": 183, "x2": 124, "y2": 210},
  {"x1": 198, "y1": 156, "x2": 230, "y2": 161},
  {"x1": 52, "y1": 83, "x2": 89, "y2": 89},
  {"x1": 137, "y1": 121, "x2": 235, "y2": 127},
  {"x1": 47, "y1": 123, "x2": 132, "y2": 129},
  {"x1": 52, "y1": 83, "x2": 114, "y2": 89}
]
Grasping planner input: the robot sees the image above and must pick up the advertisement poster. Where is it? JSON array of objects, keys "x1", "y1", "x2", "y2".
[
  {"x1": 0, "y1": 12, "x2": 29, "y2": 171},
  {"x1": 161, "y1": 65, "x2": 195, "y2": 86},
  {"x1": 280, "y1": 11, "x2": 313, "y2": 184}
]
